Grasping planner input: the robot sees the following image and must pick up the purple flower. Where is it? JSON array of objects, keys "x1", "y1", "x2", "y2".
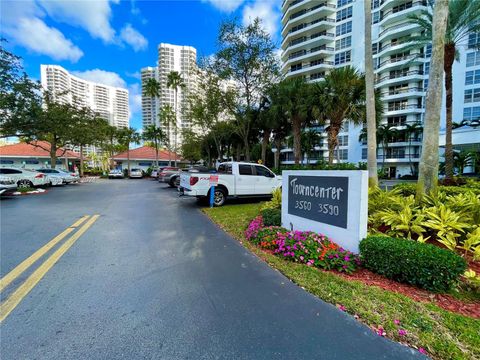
[
  {"x1": 398, "y1": 329, "x2": 407, "y2": 336},
  {"x1": 418, "y1": 348, "x2": 427, "y2": 355},
  {"x1": 344, "y1": 256, "x2": 350, "y2": 262}
]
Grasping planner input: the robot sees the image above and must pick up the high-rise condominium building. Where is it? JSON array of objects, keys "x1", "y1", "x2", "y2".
[
  {"x1": 281, "y1": 0, "x2": 479, "y2": 177},
  {"x1": 141, "y1": 43, "x2": 198, "y2": 146},
  {"x1": 40, "y1": 65, "x2": 129, "y2": 129}
]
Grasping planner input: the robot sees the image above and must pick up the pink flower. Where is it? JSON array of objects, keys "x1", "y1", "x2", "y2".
[
  {"x1": 394, "y1": 319, "x2": 400, "y2": 325},
  {"x1": 398, "y1": 329, "x2": 407, "y2": 336},
  {"x1": 418, "y1": 348, "x2": 427, "y2": 355},
  {"x1": 338, "y1": 304, "x2": 346, "y2": 311},
  {"x1": 300, "y1": 256, "x2": 304, "y2": 261},
  {"x1": 376, "y1": 327, "x2": 386, "y2": 336}
]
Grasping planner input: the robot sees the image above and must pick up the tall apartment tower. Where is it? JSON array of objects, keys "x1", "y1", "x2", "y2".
[
  {"x1": 141, "y1": 66, "x2": 158, "y2": 128},
  {"x1": 141, "y1": 43, "x2": 198, "y2": 147},
  {"x1": 40, "y1": 65, "x2": 129, "y2": 129},
  {"x1": 281, "y1": 0, "x2": 476, "y2": 177}
]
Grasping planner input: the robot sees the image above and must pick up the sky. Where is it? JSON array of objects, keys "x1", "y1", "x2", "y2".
[{"x1": 1, "y1": 0, "x2": 283, "y2": 130}]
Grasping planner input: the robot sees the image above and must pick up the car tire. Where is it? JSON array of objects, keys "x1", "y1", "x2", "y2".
[
  {"x1": 213, "y1": 188, "x2": 226, "y2": 207},
  {"x1": 169, "y1": 177, "x2": 177, "y2": 187},
  {"x1": 17, "y1": 180, "x2": 33, "y2": 189}
]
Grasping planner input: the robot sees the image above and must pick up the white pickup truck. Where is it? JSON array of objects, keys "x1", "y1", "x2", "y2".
[{"x1": 179, "y1": 162, "x2": 282, "y2": 206}]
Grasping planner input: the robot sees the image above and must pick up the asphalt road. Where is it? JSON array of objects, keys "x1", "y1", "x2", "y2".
[{"x1": 0, "y1": 179, "x2": 426, "y2": 360}]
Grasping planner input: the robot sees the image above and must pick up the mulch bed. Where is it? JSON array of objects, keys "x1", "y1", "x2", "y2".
[
  {"x1": 258, "y1": 248, "x2": 480, "y2": 319},
  {"x1": 337, "y1": 268, "x2": 480, "y2": 319}
]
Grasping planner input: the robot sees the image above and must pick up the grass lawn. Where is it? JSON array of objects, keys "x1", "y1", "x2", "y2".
[{"x1": 203, "y1": 202, "x2": 480, "y2": 360}]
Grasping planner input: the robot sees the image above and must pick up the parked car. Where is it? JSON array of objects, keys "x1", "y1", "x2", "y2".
[
  {"x1": 57, "y1": 169, "x2": 80, "y2": 183},
  {"x1": 171, "y1": 166, "x2": 213, "y2": 187},
  {"x1": 0, "y1": 176, "x2": 17, "y2": 195},
  {"x1": 108, "y1": 169, "x2": 124, "y2": 179},
  {"x1": 158, "y1": 167, "x2": 180, "y2": 187},
  {"x1": 0, "y1": 167, "x2": 48, "y2": 188},
  {"x1": 129, "y1": 168, "x2": 143, "y2": 179},
  {"x1": 36, "y1": 168, "x2": 70, "y2": 185},
  {"x1": 179, "y1": 162, "x2": 282, "y2": 206},
  {"x1": 150, "y1": 167, "x2": 163, "y2": 179}
]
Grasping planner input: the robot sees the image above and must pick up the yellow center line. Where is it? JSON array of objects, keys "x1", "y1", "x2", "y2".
[
  {"x1": 0, "y1": 215, "x2": 90, "y2": 293},
  {"x1": 0, "y1": 214, "x2": 100, "y2": 323}
]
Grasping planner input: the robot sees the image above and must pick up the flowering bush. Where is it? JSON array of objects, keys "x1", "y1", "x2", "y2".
[{"x1": 246, "y1": 216, "x2": 359, "y2": 274}]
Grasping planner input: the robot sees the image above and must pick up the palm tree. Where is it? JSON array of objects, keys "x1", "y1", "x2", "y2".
[
  {"x1": 274, "y1": 78, "x2": 314, "y2": 165},
  {"x1": 364, "y1": 0, "x2": 378, "y2": 187},
  {"x1": 144, "y1": 78, "x2": 161, "y2": 100},
  {"x1": 159, "y1": 104, "x2": 176, "y2": 166},
  {"x1": 301, "y1": 129, "x2": 321, "y2": 165},
  {"x1": 167, "y1": 71, "x2": 185, "y2": 167},
  {"x1": 117, "y1": 127, "x2": 141, "y2": 176},
  {"x1": 416, "y1": 0, "x2": 449, "y2": 199},
  {"x1": 315, "y1": 66, "x2": 365, "y2": 165},
  {"x1": 142, "y1": 124, "x2": 165, "y2": 169},
  {"x1": 410, "y1": 0, "x2": 480, "y2": 180}
]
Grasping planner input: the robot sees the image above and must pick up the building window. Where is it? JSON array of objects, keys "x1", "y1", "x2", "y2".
[
  {"x1": 465, "y1": 69, "x2": 480, "y2": 85},
  {"x1": 372, "y1": 0, "x2": 380, "y2": 9},
  {"x1": 466, "y1": 51, "x2": 480, "y2": 67},
  {"x1": 423, "y1": 79, "x2": 429, "y2": 91},
  {"x1": 333, "y1": 149, "x2": 348, "y2": 160},
  {"x1": 335, "y1": 36, "x2": 351, "y2": 51},
  {"x1": 387, "y1": 115, "x2": 407, "y2": 126},
  {"x1": 468, "y1": 32, "x2": 480, "y2": 49},
  {"x1": 465, "y1": 88, "x2": 480, "y2": 103},
  {"x1": 337, "y1": 0, "x2": 353, "y2": 7},
  {"x1": 336, "y1": 21, "x2": 352, "y2": 36},
  {"x1": 362, "y1": 148, "x2": 367, "y2": 159},
  {"x1": 335, "y1": 50, "x2": 351, "y2": 65},
  {"x1": 463, "y1": 106, "x2": 480, "y2": 120},
  {"x1": 425, "y1": 44, "x2": 432, "y2": 58},
  {"x1": 338, "y1": 135, "x2": 349, "y2": 146},
  {"x1": 336, "y1": 6, "x2": 353, "y2": 22},
  {"x1": 373, "y1": 11, "x2": 380, "y2": 24},
  {"x1": 424, "y1": 62, "x2": 430, "y2": 75}
]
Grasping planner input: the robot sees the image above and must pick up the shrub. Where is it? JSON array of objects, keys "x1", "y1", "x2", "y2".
[
  {"x1": 245, "y1": 216, "x2": 263, "y2": 241},
  {"x1": 261, "y1": 208, "x2": 281, "y2": 226},
  {"x1": 360, "y1": 235, "x2": 467, "y2": 292},
  {"x1": 261, "y1": 187, "x2": 282, "y2": 211}
]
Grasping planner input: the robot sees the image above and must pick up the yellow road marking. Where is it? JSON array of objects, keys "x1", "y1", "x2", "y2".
[
  {"x1": 0, "y1": 215, "x2": 100, "y2": 323},
  {"x1": 0, "y1": 215, "x2": 90, "y2": 293}
]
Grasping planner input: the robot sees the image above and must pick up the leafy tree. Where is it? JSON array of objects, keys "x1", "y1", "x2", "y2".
[
  {"x1": 167, "y1": 71, "x2": 185, "y2": 167},
  {"x1": 117, "y1": 127, "x2": 141, "y2": 176},
  {"x1": 70, "y1": 106, "x2": 110, "y2": 177},
  {"x1": 0, "y1": 40, "x2": 42, "y2": 138},
  {"x1": 410, "y1": 0, "x2": 480, "y2": 180},
  {"x1": 180, "y1": 129, "x2": 202, "y2": 163},
  {"x1": 416, "y1": 0, "x2": 449, "y2": 200},
  {"x1": 453, "y1": 151, "x2": 476, "y2": 174},
  {"x1": 364, "y1": 0, "x2": 378, "y2": 187},
  {"x1": 142, "y1": 124, "x2": 165, "y2": 168},
  {"x1": 315, "y1": 66, "x2": 365, "y2": 165},
  {"x1": 214, "y1": 18, "x2": 279, "y2": 161}
]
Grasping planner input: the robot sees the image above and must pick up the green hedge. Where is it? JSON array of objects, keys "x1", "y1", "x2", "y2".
[
  {"x1": 261, "y1": 208, "x2": 281, "y2": 227},
  {"x1": 359, "y1": 235, "x2": 467, "y2": 292},
  {"x1": 393, "y1": 183, "x2": 480, "y2": 196}
]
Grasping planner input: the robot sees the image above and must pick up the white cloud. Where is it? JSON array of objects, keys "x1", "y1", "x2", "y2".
[
  {"x1": 202, "y1": 0, "x2": 245, "y2": 12},
  {"x1": 120, "y1": 24, "x2": 148, "y2": 52},
  {"x1": 72, "y1": 69, "x2": 127, "y2": 88},
  {"x1": 126, "y1": 71, "x2": 141, "y2": 79},
  {"x1": 128, "y1": 83, "x2": 142, "y2": 120},
  {"x1": 6, "y1": 17, "x2": 84, "y2": 62},
  {"x1": 242, "y1": 0, "x2": 281, "y2": 39},
  {"x1": 37, "y1": 0, "x2": 118, "y2": 43},
  {"x1": 1, "y1": 0, "x2": 83, "y2": 62}
]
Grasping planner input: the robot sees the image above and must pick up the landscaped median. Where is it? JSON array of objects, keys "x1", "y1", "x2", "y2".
[{"x1": 202, "y1": 200, "x2": 480, "y2": 360}]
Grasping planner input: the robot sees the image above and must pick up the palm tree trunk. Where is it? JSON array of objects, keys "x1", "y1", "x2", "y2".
[
  {"x1": 127, "y1": 145, "x2": 131, "y2": 176},
  {"x1": 364, "y1": 0, "x2": 378, "y2": 187},
  {"x1": 155, "y1": 138, "x2": 159, "y2": 169},
  {"x1": 327, "y1": 127, "x2": 339, "y2": 165},
  {"x1": 80, "y1": 144, "x2": 84, "y2": 177},
  {"x1": 274, "y1": 138, "x2": 281, "y2": 170},
  {"x1": 261, "y1": 131, "x2": 269, "y2": 165},
  {"x1": 444, "y1": 43, "x2": 455, "y2": 181},
  {"x1": 292, "y1": 117, "x2": 302, "y2": 165},
  {"x1": 174, "y1": 90, "x2": 178, "y2": 167},
  {"x1": 416, "y1": 0, "x2": 449, "y2": 200}
]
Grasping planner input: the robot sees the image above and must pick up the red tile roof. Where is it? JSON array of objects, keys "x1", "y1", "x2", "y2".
[
  {"x1": 0, "y1": 141, "x2": 81, "y2": 159},
  {"x1": 112, "y1": 146, "x2": 182, "y2": 161}
]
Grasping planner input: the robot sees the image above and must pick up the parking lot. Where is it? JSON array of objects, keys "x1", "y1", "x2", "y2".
[{"x1": 1, "y1": 179, "x2": 421, "y2": 359}]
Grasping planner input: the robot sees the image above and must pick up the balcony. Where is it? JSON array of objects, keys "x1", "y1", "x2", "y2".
[
  {"x1": 375, "y1": 70, "x2": 425, "y2": 87},
  {"x1": 380, "y1": 1, "x2": 427, "y2": 27},
  {"x1": 380, "y1": 87, "x2": 424, "y2": 100},
  {"x1": 377, "y1": 22, "x2": 420, "y2": 42},
  {"x1": 284, "y1": 31, "x2": 335, "y2": 55},
  {"x1": 282, "y1": 16, "x2": 335, "y2": 45},
  {"x1": 375, "y1": 53, "x2": 424, "y2": 71},
  {"x1": 282, "y1": 44, "x2": 334, "y2": 68},
  {"x1": 384, "y1": 103, "x2": 424, "y2": 116},
  {"x1": 286, "y1": 59, "x2": 334, "y2": 78},
  {"x1": 282, "y1": 2, "x2": 336, "y2": 32}
]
